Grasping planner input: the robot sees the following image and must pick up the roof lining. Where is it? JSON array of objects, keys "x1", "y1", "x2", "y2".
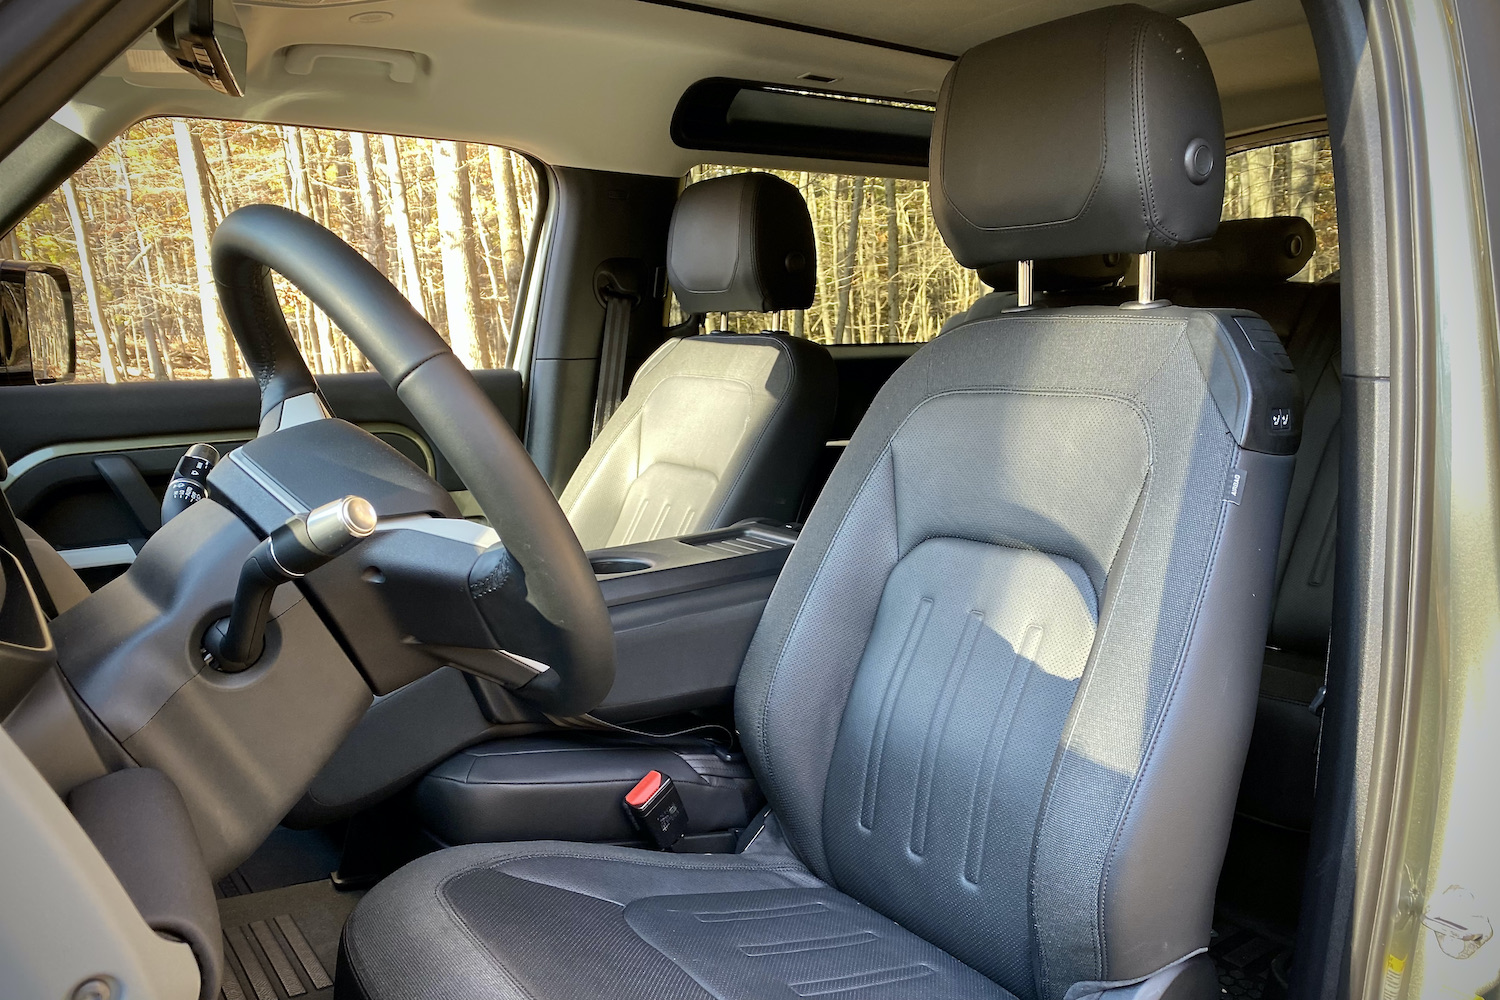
[{"x1": 632, "y1": 0, "x2": 959, "y2": 61}]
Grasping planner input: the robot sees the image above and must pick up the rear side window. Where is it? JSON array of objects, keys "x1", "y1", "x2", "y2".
[
  {"x1": 1222, "y1": 136, "x2": 1339, "y2": 282},
  {"x1": 675, "y1": 165, "x2": 983, "y2": 345},
  {"x1": 7, "y1": 119, "x2": 542, "y2": 382}
]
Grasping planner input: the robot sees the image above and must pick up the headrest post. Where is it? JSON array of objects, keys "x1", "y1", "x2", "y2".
[
  {"x1": 1016, "y1": 260, "x2": 1034, "y2": 308},
  {"x1": 1122, "y1": 252, "x2": 1170, "y2": 310}
]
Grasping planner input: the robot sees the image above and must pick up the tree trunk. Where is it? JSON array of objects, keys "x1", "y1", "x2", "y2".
[
  {"x1": 432, "y1": 140, "x2": 487, "y2": 367},
  {"x1": 278, "y1": 138, "x2": 315, "y2": 361},
  {"x1": 349, "y1": 131, "x2": 388, "y2": 273},
  {"x1": 472, "y1": 202, "x2": 508, "y2": 352},
  {"x1": 884, "y1": 178, "x2": 899, "y2": 341},
  {"x1": 1245, "y1": 145, "x2": 1277, "y2": 218},
  {"x1": 834, "y1": 176, "x2": 865, "y2": 345},
  {"x1": 115, "y1": 145, "x2": 169, "y2": 380},
  {"x1": 282, "y1": 126, "x2": 337, "y2": 373},
  {"x1": 1286, "y1": 140, "x2": 1318, "y2": 226},
  {"x1": 489, "y1": 146, "x2": 526, "y2": 329},
  {"x1": 383, "y1": 135, "x2": 428, "y2": 318},
  {"x1": 61, "y1": 179, "x2": 119, "y2": 383},
  {"x1": 174, "y1": 120, "x2": 236, "y2": 379}
]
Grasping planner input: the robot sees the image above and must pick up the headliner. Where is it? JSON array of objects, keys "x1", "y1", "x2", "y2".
[{"x1": 56, "y1": 0, "x2": 1323, "y2": 177}]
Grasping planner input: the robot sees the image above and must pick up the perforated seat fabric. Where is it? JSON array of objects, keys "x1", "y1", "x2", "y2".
[
  {"x1": 339, "y1": 837, "x2": 1013, "y2": 1000},
  {"x1": 560, "y1": 332, "x2": 835, "y2": 549},
  {"x1": 340, "y1": 8, "x2": 1297, "y2": 1000}
]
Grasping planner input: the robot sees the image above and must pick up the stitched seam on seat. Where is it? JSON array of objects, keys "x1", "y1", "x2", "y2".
[
  {"x1": 1027, "y1": 378, "x2": 1161, "y2": 999},
  {"x1": 426, "y1": 773, "x2": 702, "y2": 789},
  {"x1": 427, "y1": 875, "x2": 541, "y2": 999},
  {"x1": 1096, "y1": 476, "x2": 1232, "y2": 977},
  {"x1": 1131, "y1": 15, "x2": 1155, "y2": 245},
  {"x1": 425, "y1": 850, "x2": 819, "y2": 994},
  {"x1": 752, "y1": 439, "x2": 899, "y2": 866},
  {"x1": 755, "y1": 368, "x2": 1160, "y2": 874}
]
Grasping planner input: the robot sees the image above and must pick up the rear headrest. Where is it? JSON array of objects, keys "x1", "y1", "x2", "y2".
[
  {"x1": 978, "y1": 254, "x2": 1129, "y2": 293},
  {"x1": 667, "y1": 173, "x2": 816, "y2": 314},
  {"x1": 1156, "y1": 217, "x2": 1316, "y2": 285},
  {"x1": 931, "y1": 4, "x2": 1225, "y2": 268}
]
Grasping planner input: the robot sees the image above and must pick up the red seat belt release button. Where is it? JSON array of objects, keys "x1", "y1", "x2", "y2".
[{"x1": 623, "y1": 770, "x2": 687, "y2": 849}]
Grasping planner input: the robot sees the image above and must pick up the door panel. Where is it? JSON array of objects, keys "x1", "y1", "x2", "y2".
[{"x1": 0, "y1": 369, "x2": 522, "y2": 585}]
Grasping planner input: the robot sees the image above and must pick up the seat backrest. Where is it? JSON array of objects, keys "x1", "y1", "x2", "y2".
[
  {"x1": 1160, "y1": 218, "x2": 1343, "y2": 663},
  {"x1": 561, "y1": 173, "x2": 835, "y2": 549},
  {"x1": 735, "y1": 8, "x2": 1302, "y2": 1000}
]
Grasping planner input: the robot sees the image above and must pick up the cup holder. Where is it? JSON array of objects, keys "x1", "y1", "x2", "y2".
[{"x1": 590, "y1": 557, "x2": 652, "y2": 577}]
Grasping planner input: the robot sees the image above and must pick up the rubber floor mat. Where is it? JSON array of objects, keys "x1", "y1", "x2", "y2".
[
  {"x1": 217, "y1": 879, "x2": 362, "y2": 999},
  {"x1": 1210, "y1": 919, "x2": 1286, "y2": 1000}
]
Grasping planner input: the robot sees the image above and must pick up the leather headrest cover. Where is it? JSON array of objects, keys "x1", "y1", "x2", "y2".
[
  {"x1": 1156, "y1": 216, "x2": 1316, "y2": 285},
  {"x1": 668, "y1": 173, "x2": 816, "y2": 314},
  {"x1": 978, "y1": 254, "x2": 1130, "y2": 292},
  {"x1": 932, "y1": 4, "x2": 1225, "y2": 267}
]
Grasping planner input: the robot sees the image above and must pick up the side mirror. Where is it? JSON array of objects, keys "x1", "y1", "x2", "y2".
[{"x1": 0, "y1": 261, "x2": 77, "y2": 385}]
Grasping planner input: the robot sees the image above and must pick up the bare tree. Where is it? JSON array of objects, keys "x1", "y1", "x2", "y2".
[
  {"x1": 382, "y1": 135, "x2": 428, "y2": 318},
  {"x1": 432, "y1": 140, "x2": 487, "y2": 366},
  {"x1": 833, "y1": 176, "x2": 865, "y2": 344},
  {"x1": 281, "y1": 126, "x2": 337, "y2": 373},
  {"x1": 61, "y1": 179, "x2": 119, "y2": 382},
  {"x1": 884, "y1": 178, "x2": 899, "y2": 341},
  {"x1": 349, "y1": 131, "x2": 388, "y2": 273},
  {"x1": 174, "y1": 121, "x2": 236, "y2": 379},
  {"x1": 114, "y1": 144, "x2": 169, "y2": 379},
  {"x1": 489, "y1": 146, "x2": 526, "y2": 326}
]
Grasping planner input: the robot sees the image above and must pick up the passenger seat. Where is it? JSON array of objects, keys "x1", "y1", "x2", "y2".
[
  {"x1": 560, "y1": 172, "x2": 836, "y2": 549},
  {"x1": 1160, "y1": 216, "x2": 1340, "y2": 831}
]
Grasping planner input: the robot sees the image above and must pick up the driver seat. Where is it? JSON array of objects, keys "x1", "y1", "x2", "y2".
[{"x1": 337, "y1": 8, "x2": 1298, "y2": 1000}]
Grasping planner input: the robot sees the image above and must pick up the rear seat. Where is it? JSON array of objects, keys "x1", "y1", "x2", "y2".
[{"x1": 1160, "y1": 216, "x2": 1340, "y2": 831}]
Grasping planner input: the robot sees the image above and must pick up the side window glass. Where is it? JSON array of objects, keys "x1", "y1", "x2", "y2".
[
  {"x1": 7, "y1": 119, "x2": 542, "y2": 382},
  {"x1": 1222, "y1": 136, "x2": 1339, "y2": 282},
  {"x1": 673, "y1": 166, "x2": 983, "y2": 345}
]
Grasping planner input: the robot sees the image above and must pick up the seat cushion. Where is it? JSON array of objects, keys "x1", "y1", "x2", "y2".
[
  {"x1": 338, "y1": 840, "x2": 1013, "y2": 1000},
  {"x1": 414, "y1": 735, "x2": 762, "y2": 846}
]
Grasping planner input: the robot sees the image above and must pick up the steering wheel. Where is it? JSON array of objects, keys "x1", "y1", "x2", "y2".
[{"x1": 209, "y1": 204, "x2": 613, "y2": 716}]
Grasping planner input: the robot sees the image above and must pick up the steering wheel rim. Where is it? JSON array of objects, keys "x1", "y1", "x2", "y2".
[{"x1": 209, "y1": 203, "x2": 614, "y2": 716}]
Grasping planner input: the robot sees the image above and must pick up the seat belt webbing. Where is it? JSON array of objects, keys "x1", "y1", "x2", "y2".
[{"x1": 591, "y1": 289, "x2": 633, "y2": 440}]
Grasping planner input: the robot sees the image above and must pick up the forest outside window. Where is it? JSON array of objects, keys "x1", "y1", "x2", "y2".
[
  {"x1": 1223, "y1": 135, "x2": 1339, "y2": 280},
  {"x1": 681, "y1": 140, "x2": 1337, "y2": 345},
  {"x1": 1, "y1": 118, "x2": 542, "y2": 382},
  {"x1": 676, "y1": 165, "x2": 984, "y2": 346}
]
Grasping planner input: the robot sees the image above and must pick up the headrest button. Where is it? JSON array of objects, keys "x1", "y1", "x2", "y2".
[
  {"x1": 1184, "y1": 139, "x2": 1215, "y2": 184},
  {"x1": 785, "y1": 252, "x2": 806, "y2": 273}
]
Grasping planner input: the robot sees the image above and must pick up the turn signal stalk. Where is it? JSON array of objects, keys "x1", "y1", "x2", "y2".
[{"x1": 204, "y1": 496, "x2": 376, "y2": 672}]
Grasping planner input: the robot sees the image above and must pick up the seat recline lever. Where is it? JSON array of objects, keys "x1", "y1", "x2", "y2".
[{"x1": 204, "y1": 495, "x2": 376, "y2": 672}]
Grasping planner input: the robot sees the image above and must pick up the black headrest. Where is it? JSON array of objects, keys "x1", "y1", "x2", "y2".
[
  {"x1": 667, "y1": 173, "x2": 816, "y2": 314},
  {"x1": 931, "y1": 4, "x2": 1225, "y2": 268},
  {"x1": 978, "y1": 254, "x2": 1129, "y2": 293},
  {"x1": 1156, "y1": 217, "x2": 1316, "y2": 285}
]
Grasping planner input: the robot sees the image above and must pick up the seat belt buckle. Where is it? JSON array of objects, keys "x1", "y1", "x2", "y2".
[{"x1": 624, "y1": 770, "x2": 687, "y2": 849}]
